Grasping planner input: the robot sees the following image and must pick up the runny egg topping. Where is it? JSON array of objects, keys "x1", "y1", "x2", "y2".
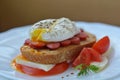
[
  {"x1": 30, "y1": 17, "x2": 80, "y2": 42},
  {"x1": 31, "y1": 28, "x2": 47, "y2": 42}
]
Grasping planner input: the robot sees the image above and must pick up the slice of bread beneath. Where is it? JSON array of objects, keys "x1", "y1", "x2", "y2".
[{"x1": 21, "y1": 32, "x2": 96, "y2": 64}]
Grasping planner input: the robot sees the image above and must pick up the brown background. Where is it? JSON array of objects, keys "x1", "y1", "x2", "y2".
[{"x1": 0, "y1": 0, "x2": 120, "y2": 32}]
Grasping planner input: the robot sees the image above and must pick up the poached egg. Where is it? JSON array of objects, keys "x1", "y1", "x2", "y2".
[{"x1": 30, "y1": 17, "x2": 80, "y2": 42}]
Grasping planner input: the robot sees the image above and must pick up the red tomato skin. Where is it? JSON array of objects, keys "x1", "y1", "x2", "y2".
[
  {"x1": 15, "y1": 62, "x2": 69, "y2": 76},
  {"x1": 92, "y1": 36, "x2": 110, "y2": 54},
  {"x1": 87, "y1": 48, "x2": 102, "y2": 62},
  {"x1": 72, "y1": 48, "x2": 91, "y2": 67},
  {"x1": 72, "y1": 48, "x2": 102, "y2": 67}
]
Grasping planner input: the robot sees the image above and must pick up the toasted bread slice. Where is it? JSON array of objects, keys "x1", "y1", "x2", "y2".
[{"x1": 21, "y1": 32, "x2": 96, "y2": 64}]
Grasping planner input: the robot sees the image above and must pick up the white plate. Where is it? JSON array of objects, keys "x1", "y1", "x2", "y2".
[{"x1": 0, "y1": 22, "x2": 120, "y2": 80}]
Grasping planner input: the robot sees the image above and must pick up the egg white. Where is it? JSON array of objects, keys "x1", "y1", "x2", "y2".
[{"x1": 30, "y1": 17, "x2": 80, "y2": 42}]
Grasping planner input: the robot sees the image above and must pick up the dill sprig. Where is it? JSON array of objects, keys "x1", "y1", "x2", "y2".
[{"x1": 75, "y1": 64, "x2": 99, "y2": 76}]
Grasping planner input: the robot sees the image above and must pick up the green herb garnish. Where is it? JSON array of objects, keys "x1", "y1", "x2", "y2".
[{"x1": 75, "y1": 64, "x2": 99, "y2": 76}]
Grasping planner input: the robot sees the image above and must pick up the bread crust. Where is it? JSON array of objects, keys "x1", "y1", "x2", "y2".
[{"x1": 21, "y1": 32, "x2": 96, "y2": 64}]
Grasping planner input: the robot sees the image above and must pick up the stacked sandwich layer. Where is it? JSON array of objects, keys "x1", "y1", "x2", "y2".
[{"x1": 12, "y1": 18, "x2": 96, "y2": 76}]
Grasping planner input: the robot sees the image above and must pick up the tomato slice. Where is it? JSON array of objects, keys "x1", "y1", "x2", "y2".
[
  {"x1": 15, "y1": 62, "x2": 69, "y2": 76},
  {"x1": 87, "y1": 48, "x2": 102, "y2": 62},
  {"x1": 72, "y1": 48, "x2": 91, "y2": 67},
  {"x1": 72, "y1": 48, "x2": 102, "y2": 67},
  {"x1": 92, "y1": 36, "x2": 110, "y2": 54}
]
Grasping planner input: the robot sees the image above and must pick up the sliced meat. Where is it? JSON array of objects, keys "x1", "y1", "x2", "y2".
[
  {"x1": 70, "y1": 37, "x2": 80, "y2": 44},
  {"x1": 75, "y1": 32, "x2": 88, "y2": 40},
  {"x1": 29, "y1": 41, "x2": 46, "y2": 49},
  {"x1": 46, "y1": 43, "x2": 60, "y2": 49},
  {"x1": 61, "y1": 40, "x2": 71, "y2": 46},
  {"x1": 24, "y1": 39, "x2": 31, "y2": 45}
]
